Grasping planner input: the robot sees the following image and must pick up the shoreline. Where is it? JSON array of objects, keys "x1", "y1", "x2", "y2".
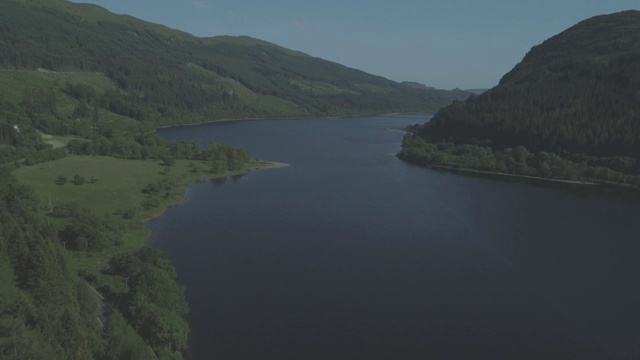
[
  {"x1": 143, "y1": 160, "x2": 290, "y2": 359},
  {"x1": 154, "y1": 112, "x2": 432, "y2": 130},
  {"x1": 142, "y1": 160, "x2": 289, "y2": 224},
  {"x1": 424, "y1": 163, "x2": 599, "y2": 186}
]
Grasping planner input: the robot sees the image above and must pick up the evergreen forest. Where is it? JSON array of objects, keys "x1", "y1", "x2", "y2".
[{"x1": 400, "y1": 11, "x2": 640, "y2": 187}]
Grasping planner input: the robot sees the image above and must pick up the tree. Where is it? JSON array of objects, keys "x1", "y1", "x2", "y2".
[
  {"x1": 141, "y1": 198, "x2": 160, "y2": 210},
  {"x1": 55, "y1": 175, "x2": 67, "y2": 185},
  {"x1": 58, "y1": 210, "x2": 122, "y2": 252},
  {"x1": 128, "y1": 265, "x2": 187, "y2": 316},
  {"x1": 134, "y1": 305, "x2": 189, "y2": 353},
  {"x1": 159, "y1": 154, "x2": 175, "y2": 167},
  {"x1": 72, "y1": 98, "x2": 91, "y2": 119},
  {"x1": 73, "y1": 174, "x2": 85, "y2": 185},
  {"x1": 102, "y1": 311, "x2": 157, "y2": 360}
]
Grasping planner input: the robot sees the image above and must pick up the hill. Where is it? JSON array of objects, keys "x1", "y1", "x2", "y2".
[
  {"x1": 400, "y1": 11, "x2": 640, "y2": 186},
  {"x1": 0, "y1": 0, "x2": 469, "y2": 132},
  {"x1": 463, "y1": 89, "x2": 488, "y2": 95}
]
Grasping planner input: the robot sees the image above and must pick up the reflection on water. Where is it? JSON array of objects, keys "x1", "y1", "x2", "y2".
[
  {"x1": 211, "y1": 177, "x2": 227, "y2": 187},
  {"x1": 230, "y1": 173, "x2": 245, "y2": 182}
]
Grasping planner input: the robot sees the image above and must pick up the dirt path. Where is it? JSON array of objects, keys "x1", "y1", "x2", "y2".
[{"x1": 86, "y1": 284, "x2": 113, "y2": 327}]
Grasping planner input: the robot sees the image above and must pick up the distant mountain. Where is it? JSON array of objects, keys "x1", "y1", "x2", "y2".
[
  {"x1": 463, "y1": 89, "x2": 488, "y2": 95},
  {"x1": 0, "y1": 0, "x2": 469, "y2": 131},
  {"x1": 400, "y1": 81, "x2": 433, "y2": 90},
  {"x1": 412, "y1": 10, "x2": 640, "y2": 158},
  {"x1": 400, "y1": 11, "x2": 640, "y2": 185},
  {"x1": 401, "y1": 81, "x2": 474, "y2": 96}
]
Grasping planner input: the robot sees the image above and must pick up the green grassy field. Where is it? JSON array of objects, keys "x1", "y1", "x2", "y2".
[
  {"x1": 15, "y1": 156, "x2": 184, "y2": 215},
  {"x1": 14, "y1": 155, "x2": 267, "y2": 220},
  {"x1": 13, "y1": 155, "x2": 269, "y2": 275}
]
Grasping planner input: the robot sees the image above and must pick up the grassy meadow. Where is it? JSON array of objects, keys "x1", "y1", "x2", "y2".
[{"x1": 13, "y1": 155, "x2": 268, "y2": 274}]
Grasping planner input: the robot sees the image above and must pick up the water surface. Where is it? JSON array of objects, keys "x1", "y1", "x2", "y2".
[{"x1": 150, "y1": 115, "x2": 640, "y2": 359}]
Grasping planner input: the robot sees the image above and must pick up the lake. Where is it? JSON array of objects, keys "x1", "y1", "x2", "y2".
[{"x1": 150, "y1": 115, "x2": 640, "y2": 359}]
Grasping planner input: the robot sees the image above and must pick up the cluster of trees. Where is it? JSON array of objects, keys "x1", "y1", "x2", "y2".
[
  {"x1": 104, "y1": 248, "x2": 189, "y2": 358},
  {"x1": 0, "y1": 168, "x2": 193, "y2": 358},
  {"x1": 0, "y1": 145, "x2": 16, "y2": 164},
  {"x1": 22, "y1": 145, "x2": 66, "y2": 165},
  {"x1": 36, "y1": 178, "x2": 195, "y2": 358},
  {"x1": 0, "y1": 168, "x2": 95, "y2": 359},
  {"x1": 0, "y1": 88, "x2": 67, "y2": 166},
  {"x1": 14, "y1": 82, "x2": 143, "y2": 139},
  {"x1": 128, "y1": 141, "x2": 251, "y2": 217},
  {"x1": 101, "y1": 311, "x2": 158, "y2": 360},
  {"x1": 104, "y1": 61, "x2": 241, "y2": 121},
  {"x1": 399, "y1": 134, "x2": 640, "y2": 185},
  {"x1": 53, "y1": 203, "x2": 125, "y2": 253},
  {"x1": 66, "y1": 129, "x2": 251, "y2": 169},
  {"x1": 56, "y1": 175, "x2": 97, "y2": 186},
  {"x1": 0, "y1": 122, "x2": 18, "y2": 146},
  {"x1": 424, "y1": 69, "x2": 640, "y2": 158},
  {"x1": 20, "y1": 86, "x2": 61, "y2": 133},
  {"x1": 1, "y1": 78, "x2": 252, "y2": 173},
  {"x1": 0, "y1": 167, "x2": 158, "y2": 359},
  {"x1": 402, "y1": 11, "x2": 640, "y2": 187}
]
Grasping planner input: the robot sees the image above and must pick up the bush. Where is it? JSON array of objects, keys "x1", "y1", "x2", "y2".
[
  {"x1": 73, "y1": 174, "x2": 86, "y2": 185},
  {"x1": 56, "y1": 175, "x2": 67, "y2": 185}
]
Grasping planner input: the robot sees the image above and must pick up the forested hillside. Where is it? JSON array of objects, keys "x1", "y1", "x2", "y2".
[
  {"x1": 400, "y1": 11, "x2": 640, "y2": 186},
  {"x1": 0, "y1": 71, "x2": 257, "y2": 357},
  {"x1": 0, "y1": 0, "x2": 469, "y2": 131},
  {"x1": 0, "y1": 1, "x2": 325, "y2": 357},
  {"x1": 0, "y1": 167, "x2": 163, "y2": 359}
]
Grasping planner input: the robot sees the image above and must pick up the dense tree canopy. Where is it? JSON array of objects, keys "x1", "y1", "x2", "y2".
[
  {"x1": 423, "y1": 11, "x2": 640, "y2": 157},
  {"x1": 402, "y1": 11, "x2": 640, "y2": 186},
  {"x1": 0, "y1": 165, "x2": 195, "y2": 359},
  {"x1": 106, "y1": 248, "x2": 190, "y2": 355},
  {"x1": 0, "y1": 168, "x2": 99, "y2": 359}
]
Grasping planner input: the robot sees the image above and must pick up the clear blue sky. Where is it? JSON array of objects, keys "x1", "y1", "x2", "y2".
[{"x1": 70, "y1": 0, "x2": 637, "y2": 90}]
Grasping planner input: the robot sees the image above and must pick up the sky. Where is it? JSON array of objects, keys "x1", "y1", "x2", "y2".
[{"x1": 69, "y1": 0, "x2": 638, "y2": 90}]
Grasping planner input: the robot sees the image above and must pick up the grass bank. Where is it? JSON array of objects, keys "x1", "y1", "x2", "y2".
[{"x1": 13, "y1": 155, "x2": 285, "y2": 274}]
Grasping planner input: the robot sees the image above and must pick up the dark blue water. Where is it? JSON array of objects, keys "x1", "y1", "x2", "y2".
[{"x1": 150, "y1": 115, "x2": 640, "y2": 359}]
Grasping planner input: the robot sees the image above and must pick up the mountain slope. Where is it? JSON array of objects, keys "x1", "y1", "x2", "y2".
[
  {"x1": 0, "y1": 0, "x2": 469, "y2": 128},
  {"x1": 414, "y1": 10, "x2": 640, "y2": 158},
  {"x1": 400, "y1": 11, "x2": 640, "y2": 185}
]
